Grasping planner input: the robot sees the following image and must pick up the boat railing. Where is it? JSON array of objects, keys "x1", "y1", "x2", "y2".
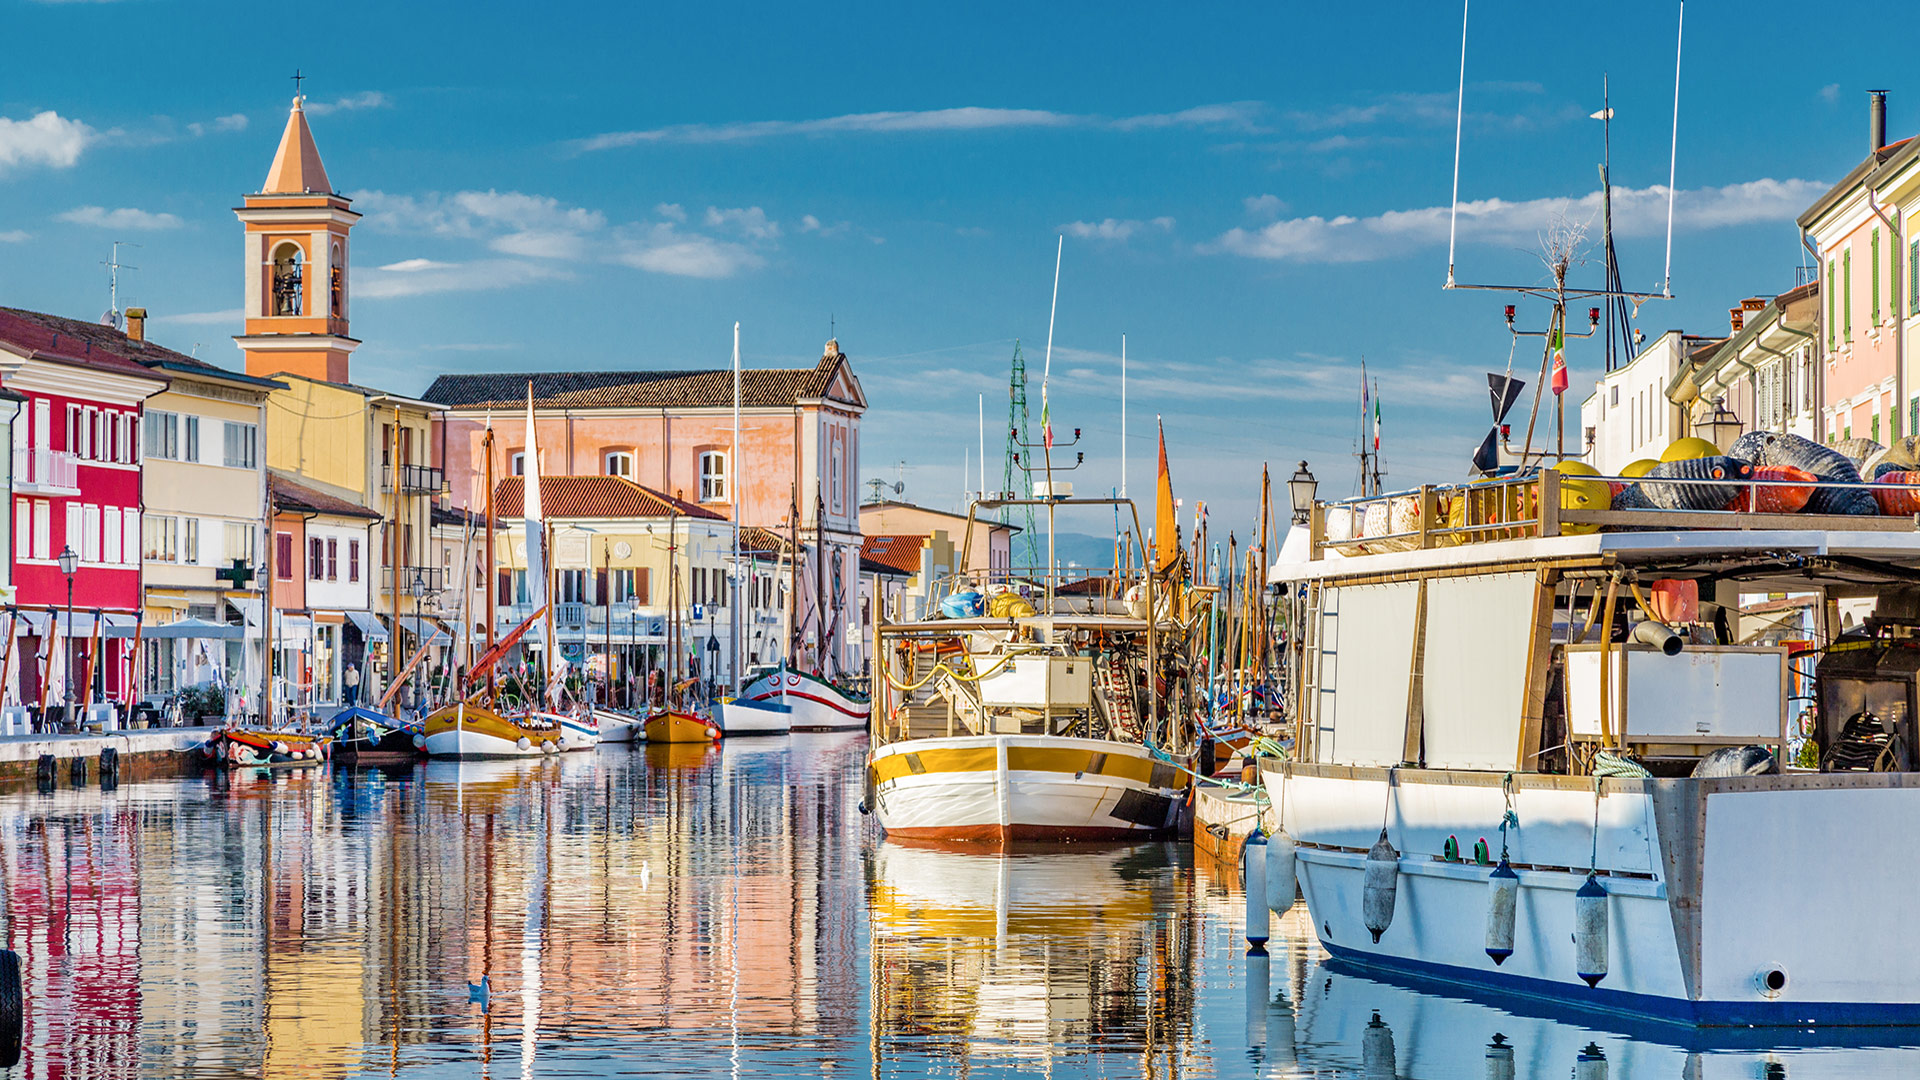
[{"x1": 1310, "y1": 470, "x2": 1920, "y2": 558}]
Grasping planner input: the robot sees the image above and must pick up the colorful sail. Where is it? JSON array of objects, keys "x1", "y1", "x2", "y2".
[{"x1": 1155, "y1": 420, "x2": 1179, "y2": 573}]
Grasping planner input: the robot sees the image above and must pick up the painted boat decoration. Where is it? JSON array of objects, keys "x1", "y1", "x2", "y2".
[
  {"x1": 740, "y1": 665, "x2": 871, "y2": 731},
  {"x1": 421, "y1": 700, "x2": 565, "y2": 758},
  {"x1": 716, "y1": 697, "x2": 792, "y2": 736},
  {"x1": 200, "y1": 726, "x2": 330, "y2": 768},
  {"x1": 327, "y1": 706, "x2": 424, "y2": 765},
  {"x1": 643, "y1": 709, "x2": 719, "y2": 744},
  {"x1": 515, "y1": 708, "x2": 599, "y2": 751}
]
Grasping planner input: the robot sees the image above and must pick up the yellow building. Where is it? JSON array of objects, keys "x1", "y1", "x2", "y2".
[{"x1": 234, "y1": 95, "x2": 449, "y2": 694}]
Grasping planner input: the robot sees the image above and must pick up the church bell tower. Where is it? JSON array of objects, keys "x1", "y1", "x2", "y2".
[{"x1": 234, "y1": 94, "x2": 361, "y2": 383}]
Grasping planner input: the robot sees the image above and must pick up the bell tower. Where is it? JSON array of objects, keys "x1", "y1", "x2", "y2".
[{"x1": 233, "y1": 94, "x2": 361, "y2": 384}]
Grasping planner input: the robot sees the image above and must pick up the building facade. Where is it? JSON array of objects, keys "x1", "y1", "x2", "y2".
[{"x1": 859, "y1": 500, "x2": 1013, "y2": 582}]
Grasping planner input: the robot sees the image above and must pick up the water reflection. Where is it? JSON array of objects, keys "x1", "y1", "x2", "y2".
[{"x1": 2, "y1": 739, "x2": 1919, "y2": 1077}]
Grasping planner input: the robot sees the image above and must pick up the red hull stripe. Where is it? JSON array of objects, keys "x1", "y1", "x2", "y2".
[{"x1": 749, "y1": 688, "x2": 869, "y2": 719}]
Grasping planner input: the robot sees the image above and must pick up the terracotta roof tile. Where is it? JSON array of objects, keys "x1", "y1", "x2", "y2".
[
  {"x1": 861, "y1": 533, "x2": 927, "y2": 576},
  {"x1": 271, "y1": 475, "x2": 382, "y2": 520},
  {"x1": 493, "y1": 476, "x2": 725, "y2": 520},
  {"x1": 0, "y1": 307, "x2": 177, "y2": 382},
  {"x1": 422, "y1": 345, "x2": 861, "y2": 411}
]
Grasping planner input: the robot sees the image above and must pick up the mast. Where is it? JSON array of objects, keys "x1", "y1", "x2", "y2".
[
  {"x1": 814, "y1": 493, "x2": 828, "y2": 675},
  {"x1": 731, "y1": 321, "x2": 742, "y2": 697},
  {"x1": 263, "y1": 473, "x2": 275, "y2": 726},
  {"x1": 785, "y1": 493, "x2": 799, "y2": 674},
  {"x1": 483, "y1": 425, "x2": 497, "y2": 703},
  {"x1": 388, "y1": 405, "x2": 402, "y2": 700}
]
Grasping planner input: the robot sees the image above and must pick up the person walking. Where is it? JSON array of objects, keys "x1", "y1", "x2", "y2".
[{"x1": 343, "y1": 663, "x2": 361, "y2": 707}]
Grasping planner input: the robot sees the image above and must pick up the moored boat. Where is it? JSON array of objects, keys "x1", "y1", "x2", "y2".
[
  {"x1": 516, "y1": 707, "x2": 599, "y2": 750},
  {"x1": 327, "y1": 706, "x2": 424, "y2": 765},
  {"x1": 594, "y1": 706, "x2": 646, "y2": 743},
  {"x1": 741, "y1": 665, "x2": 871, "y2": 731},
  {"x1": 200, "y1": 726, "x2": 330, "y2": 768},
  {"x1": 421, "y1": 699, "x2": 564, "y2": 758},
  {"x1": 643, "y1": 709, "x2": 719, "y2": 744},
  {"x1": 715, "y1": 697, "x2": 792, "y2": 736}
]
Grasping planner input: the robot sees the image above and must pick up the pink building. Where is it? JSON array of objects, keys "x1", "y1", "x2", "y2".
[
  {"x1": 424, "y1": 341, "x2": 869, "y2": 676},
  {"x1": 0, "y1": 307, "x2": 168, "y2": 713}
]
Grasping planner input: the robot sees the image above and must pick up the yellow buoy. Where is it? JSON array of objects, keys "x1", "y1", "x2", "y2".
[
  {"x1": 1620, "y1": 458, "x2": 1659, "y2": 478},
  {"x1": 1661, "y1": 437, "x2": 1721, "y2": 463},
  {"x1": 1550, "y1": 460, "x2": 1611, "y2": 534}
]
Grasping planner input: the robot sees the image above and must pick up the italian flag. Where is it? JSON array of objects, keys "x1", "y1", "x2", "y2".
[{"x1": 1549, "y1": 326, "x2": 1568, "y2": 396}]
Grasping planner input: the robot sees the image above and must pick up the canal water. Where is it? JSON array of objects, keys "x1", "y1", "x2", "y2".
[{"x1": 4, "y1": 733, "x2": 1919, "y2": 1078}]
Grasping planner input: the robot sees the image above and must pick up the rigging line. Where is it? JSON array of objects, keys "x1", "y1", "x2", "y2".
[
  {"x1": 1446, "y1": 0, "x2": 1470, "y2": 286},
  {"x1": 1042, "y1": 235, "x2": 1063, "y2": 388},
  {"x1": 1664, "y1": 0, "x2": 1685, "y2": 296}
]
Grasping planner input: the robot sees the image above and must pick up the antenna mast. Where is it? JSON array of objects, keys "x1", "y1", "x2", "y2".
[
  {"x1": 101, "y1": 241, "x2": 140, "y2": 329},
  {"x1": 1002, "y1": 342, "x2": 1039, "y2": 564}
]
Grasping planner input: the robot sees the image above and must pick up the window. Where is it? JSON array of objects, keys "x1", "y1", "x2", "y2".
[
  {"x1": 605, "y1": 451, "x2": 634, "y2": 479},
  {"x1": 33, "y1": 499, "x2": 49, "y2": 560},
  {"x1": 510, "y1": 452, "x2": 526, "y2": 477},
  {"x1": 183, "y1": 517, "x2": 199, "y2": 565},
  {"x1": 1911, "y1": 238, "x2": 1920, "y2": 316},
  {"x1": 327, "y1": 538, "x2": 339, "y2": 581},
  {"x1": 1610, "y1": 385, "x2": 1619, "y2": 406},
  {"x1": 81, "y1": 504, "x2": 100, "y2": 561},
  {"x1": 275, "y1": 531, "x2": 294, "y2": 580},
  {"x1": 711, "y1": 567, "x2": 727, "y2": 607},
  {"x1": 557, "y1": 569, "x2": 586, "y2": 604},
  {"x1": 829, "y1": 427, "x2": 846, "y2": 514},
  {"x1": 1829, "y1": 259, "x2": 1838, "y2": 349},
  {"x1": 1873, "y1": 413, "x2": 1881, "y2": 443},
  {"x1": 634, "y1": 567, "x2": 651, "y2": 605},
  {"x1": 608, "y1": 568, "x2": 637, "y2": 603},
  {"x1": 348, "y1": 539, "x2": 361, "y2": 582},
  {"x1": 699, "y1": 451, "x2": 727, "y2": 502},
  {"x1": 223, "y1": 421, "x2": 257, "y2": 469},
  {"x1": 144, "y1": 515, "x2": 178, "y2": 562},
  {"x1": 184, "y1": 415, "x2": 200, "y2": 463},
  {"x1": 1845, "y1": 247, "x2": 1853, "y2": 341},
  {"x1": 13, "y1": 500, "x2": 26, "y2": 560},
  {"x1": 309, "y1": 537, "x2": 325, "y2": 580},
  {"x1": 330, "y1": 242, "x2": 345, "y2": 318},
  {"x1": 1872, "y1": 228, "x2": 1881, "y2": 324},
  {"x1": 225, "y1": 522, "x2": 256, "y2": 566},
  {"x1": 271, "y1": 242, "x2": 304, "y2": 316},
  {"x1": 144, "y1": 410, "x2": 179, "y2": 461}
]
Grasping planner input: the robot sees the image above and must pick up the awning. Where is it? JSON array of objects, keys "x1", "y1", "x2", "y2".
[
  {"x1": 10, "y1": 610, "x2": 139, "y2": 636},
  {"x1": 227, "y1": 599, "x2": 312, "y2": 643},
  {"x1": 389, "y1": 615, "x2": 452, "y2": 648},
  {"x1": 138, "y1": 617, "x2": 246, "y2": 640},
  {"x1": 346, "y1": 610, "x2": 389, "y2": 643},
  {"x1": 312, "y1": 610, "x2": 346, "y2": 624},
  {"x1": 144, "y1": 590, "x2": 191, "y2": 610}
]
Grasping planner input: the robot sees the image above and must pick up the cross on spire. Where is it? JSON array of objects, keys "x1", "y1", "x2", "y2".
[{"x1": 291, "y1": 69, "x2": 305, "y2": 98}]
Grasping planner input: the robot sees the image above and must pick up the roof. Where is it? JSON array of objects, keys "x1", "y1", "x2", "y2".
[
  {"x1": 1798, "y1": 135, "x2": 1917, "y2": 229},
  {"x1": 271, "y1": 474, "x2": 381, "y2": 520},
  {"x1": 0, "y1": 307, "x2": 175, "y2": 383},
  {"x1": 860, "y1": 499, "x2": 1021, "y2": 533},
  {"x1": 265, "y1": 370, "x2": 443, "y2": 410},
  {"x1": 739, "y1": 525, "x2": 791, "y2": 556},
  {"x1": 431, "y1": 503, "x2": 484, "y2": 529},
  {"x1": 262, "y1": 96, "x2": 332, "y2": 195},
  {"x1": 861, "y1": 533, "x2": 928, "y2": 576},
  {"x1": 422, "y1": 343, "x2": 863, "y2": 411},
  {"x1": 493, "y1": 475, "x2": 725, "y2": 520}
]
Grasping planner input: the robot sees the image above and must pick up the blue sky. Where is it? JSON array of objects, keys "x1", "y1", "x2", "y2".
[{"x1": 0, "y1": 0, "x2": 1897, "y2": 533}]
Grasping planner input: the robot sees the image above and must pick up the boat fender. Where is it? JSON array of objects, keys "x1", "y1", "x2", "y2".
[
  {"x1": 413, "y1": 735, "x2": 427, "y2": 750},
  {"x1": 1361, "y1": 1013, "x2": 1396, "y2": 1077},
  {"x1": 516, "y1": 737, "x2": 532, "y2": 751},
  {"x1": 1443, "y1": 835, "x2": 1460, "y2": 862},
  {"x1": 35, "y1": 754, "x2": 55, "y2": 794},
  {"x1": 1574, "y1": 1042, "x2": 1607, "y2": 1080},
  {"x1": 272, "y1": 741, "x2": 289, "y2": 756},
  {"x1": 0, "y1": 948, "x2": 20, "y2": 1068},
  {"x1": 1362, "y1": 828, "x2": 1399, "y2": 943},
  {"x1": 1243, "y1": 829, "x2": 1270, "y2": 953},
  {"x1": 1473, "y1": 838, "x2": 1491, "y2": 866},
  {"x1": 707, "y1": 726, "x2": 721, "y2": 740},
  {"x1": 1485, "y1": 859, "x2": 1519, "y2": 965},
  {"x1": 1574, "y1": 873, "x2": 1609, "y2": 986},
  {"x1": 543, "y1": 739, "x2": 558, "y2": 753},
  {"x1": 1485, "y1": 1035, "x2": 1514, "y2": 1080},
  {"x1": 1267, "y1": 826, "x2": 1298, "y2": 914}
]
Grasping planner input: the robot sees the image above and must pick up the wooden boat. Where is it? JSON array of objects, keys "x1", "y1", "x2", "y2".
[
  {"x1": 593, "y1": 706, "x2": 646, "y2": 743},
  {"x1": 199, "y1": 726, "x2": 330, "y2": 768},
  {"x1": 643, "y1": 709, "x2": 719, "y2": 744},
  {"x1": 517, "y1": 707, "x2": 599, "y2": 750},
  {"x1": 715, "y1": 697, "x2": 792, "y2": 736},
  {"x1": 741, "y1": 665, "x2": 871, "y2": 731},
  {"x1": 327, "y1": 706, "x2": 424, "y2": 765},
  {"x1": 421, "y1": 699, "x2": 564, "y2": 758}
]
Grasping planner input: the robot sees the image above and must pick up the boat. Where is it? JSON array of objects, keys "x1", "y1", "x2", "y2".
[
  {"x1": 643, "y1": 709, "x2": 719, "y2": 743},
  {"x1": 593, "y1": 706, "x2": 646, "y2": 743},
  {"x1": 740, "y1": 665, "x2": 870, "y2": 731},
  {"x1": 516, "y1": 707, "x2": 598, "y2": 750},
  {"x1": 1265, "y1": 453, "x2": 1920, "y2": 1026},
  {"x1": 326, "y1": 706, "x2": 423, "y2": 765},
  {"x1": 421, "y1": 698, "x2": 565, "y2": 758},
  {"x1": 199, "y1": 725, "x2": 330, "y2": 768},
  {"x1": 715, "y1": 696, "x2": 792, "y2": 736}
]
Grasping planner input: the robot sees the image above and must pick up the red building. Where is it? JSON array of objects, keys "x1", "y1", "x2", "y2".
[{"x1": 0, "y1": 308, "x2": 168, "y2": 712}]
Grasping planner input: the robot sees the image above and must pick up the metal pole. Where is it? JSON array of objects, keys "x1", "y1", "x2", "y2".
[
  {"x1": 64, "y1": 572, "x2": 74, "y2": 723},
  {"x1": 732, "y1": 321, "x2": 743, "y2": 697}
]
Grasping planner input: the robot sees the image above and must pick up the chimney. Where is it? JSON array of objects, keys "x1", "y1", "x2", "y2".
[
  {"x1": 125, "y1": 307, "x2": 147, "y2": 342},
  {"x1": 1730, "y1": 307, "x2": 1745, "y2": 334},
  {"x1": 1871, "y1": 90, "x2": 1889, "y2": 153}
]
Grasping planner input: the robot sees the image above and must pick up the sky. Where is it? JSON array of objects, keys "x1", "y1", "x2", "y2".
[{"x1": 0, "y1": 0, "x2": 1898, "y2": 536}]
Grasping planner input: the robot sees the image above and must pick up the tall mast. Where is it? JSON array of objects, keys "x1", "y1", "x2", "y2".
[
  {"x1": 814, "y1": 493, "x2": 828, "y2": 675},
  {"x1": 731, "y1": 321, "x2": 743, "y2": 697},
  {"x1": 483, "y1": 425, "x2": 497, "y2": 702},
  {"x1": 785, "y1": 492, "x2": 799, "y2": 669},
  {"x1": 263, "y1": 473, "x2": 275, "y2": 726}
]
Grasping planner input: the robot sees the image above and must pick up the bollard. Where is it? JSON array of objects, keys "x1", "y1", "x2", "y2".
[
  {"x1": 99, "y1": 747, "x2": 120, "y2": 792},
  {"x1": 69, "y1": 756, "x2": 87, "y2": 788},
  {"x1": 35, "y1": 755, "x2": 55, "y2": 794},
  {"x1": 1245, "y1": 951, "x2": 1270, "y2": 1049},
  {"x1": 1244, "y1": 828, "x2": 1270, "y2": 953}
]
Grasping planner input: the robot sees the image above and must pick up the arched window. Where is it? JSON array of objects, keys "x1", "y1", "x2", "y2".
[
  {"x1": 605, "y1": 451, "x2": 634, "y2": 479},
  {"x1": 271, "y1": 243, "x2": 304, "y2": 316},
  {"x1": 329, "y1": 242, "x2": 345, "y2": 318}
]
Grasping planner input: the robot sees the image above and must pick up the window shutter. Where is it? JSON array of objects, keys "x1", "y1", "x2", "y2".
[
  {"x1": 498, "y1": 570, "x2": 512, "y2": 605},
  {"x1": 595, "y1": 568, "x2": 608, "y2": 605},
  {"x1": 637, "y1": 567, "x2": 651, "y2": 605}
]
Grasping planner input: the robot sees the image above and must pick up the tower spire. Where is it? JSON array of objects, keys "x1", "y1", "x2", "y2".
[{"x1": 262, "y1": 93, "x2": 332, "y2": 195}]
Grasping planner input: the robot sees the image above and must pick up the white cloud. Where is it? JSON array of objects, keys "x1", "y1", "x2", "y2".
[
  {"x1": 1820, "y1": 83, "x2": 1841, "y2": 105},
  {"x1": 655, "y1": 202, "x2": 687, "y2": 223},
  {"x1": 187, "y1": 113, "x2": 248, "y2": 137},
  {"x1": 356, "y1": 258, "x2": 571, "y2": 299},
  {"x1": 0, "y1": 230, "x2": 28, "y2": 243},
  {"x1": 57, "y1": 205, "x2": 182, "y2": 230},
  {"x1": 577, "y1": 102, "x2": 1264, "y2": 150},
  {"x1": 614, "y1": 222, "x2": 764, "y2": 279},
  {"x1": 1060, "y1": 216, "x2": 1174, "y2": 242},
  {"x1": 704, "y1": 205, "x2": 779, "y2": 240},
  {"x1": 1207, "y1": 178, "x2": 1829, "y2": 264},
  {"x1": 304, "y1": 91, "x2": 389, "y2": 116},
  {"x1": 0, "y1": 111, "x2": 94, "y2": 172},
  {"x1": 154, "y1": 308, "x2": 242, "y2": 325},
  {"x1": 799, "y1": 214, "x2": 853, "y2": 237},
  {"x1": 1243, "y1": 194, "x2": 1287, "y2": 218}
]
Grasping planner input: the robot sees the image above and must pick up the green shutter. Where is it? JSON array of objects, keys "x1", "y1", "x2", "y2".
[
  {"x1": 1872, "y1": 229, "x2": 1881, "y2": 324},
  {"x1": 1830, "y1": 259, "x2": 1839, "y2": 348},
  {"x1": 1845, "y1": 248, "x2": 1854, "y2": 340},
  {"x1": 1911, "y1": 239, "x2": 1919, "y2": 315},
  {"x1": 1873, "y1": 413, "x2": 1882, "y2": 442}
]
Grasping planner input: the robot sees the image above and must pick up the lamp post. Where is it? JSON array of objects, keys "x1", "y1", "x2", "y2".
[
  {"x1": 57, "y1": 545, "x2": 78, "y2": 724},
  {"x1": 1287, "y1": 462, "x2": 1319, "y2": 526},
  {"x1": 1695, "y1": 396, "x2": 1744, "y2": 452}
]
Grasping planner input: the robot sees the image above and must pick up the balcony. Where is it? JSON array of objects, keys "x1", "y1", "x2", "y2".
[
  {"x1": 381, "y1": 463, "x2": 446, "y2": 495},
  {"x1": 14, "y1": 447, "x2": 79, "y2": 496},
  {"x1": 381, "y1": 565, "x2": 448, "y2": 596},
  {"x1": 556, "y1": 602, "x2": 588, "y2": 628}
]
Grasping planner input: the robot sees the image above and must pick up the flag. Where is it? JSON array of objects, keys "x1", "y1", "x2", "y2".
[
  {"x1": 1041, "y1": 384, "x2": 1053, "y2": 448},
  {"x1": 1155, "y1": 421, "x2": 1179, "y2": 573},
  {"x1": 1550, "y1": 327, "x2": 1568, "y2": 396},
  {"x1": 1372, "y1": 385, "x2": 1381, "y2": 452}
]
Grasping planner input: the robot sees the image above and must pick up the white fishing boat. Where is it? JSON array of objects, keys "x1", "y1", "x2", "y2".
[
  {"x1": 518, "y1": 707, "x2": 598, "y2": 749},
  {"x1": 1266, "y1": 463, "x2": 1920, "y2": 1026},
  {"x1": 715, "y1": 696, "x2": 792, "y2": 736},
  {"x1": 593, "y1": 706, "x2": 646, "y2": 743},
  {"x1": 740, "y1": 665, "x2": 869, "y2": 731}
]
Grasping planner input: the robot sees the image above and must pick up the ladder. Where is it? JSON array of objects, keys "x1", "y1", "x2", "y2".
[
  {"x1": 1295, "y1": 582, "x2": 1333, "y2": 763},
  {"x1": 932, "y1": 665, "x2": 988, "y2": 736},
  {"x1": 1092, "y1": 650, "x2": 1141, "y2": 741}
]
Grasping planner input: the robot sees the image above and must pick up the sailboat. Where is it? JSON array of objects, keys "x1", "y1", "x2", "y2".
[
  {"x1": 738, "y1": 492, "x2": 870, "y2": 731},
  {"x1": 644, "y1": 539, "x2": 720, "y2": 743},
  {"x1": 421, "y1": 407, "x2": 569, "y2": 758}
]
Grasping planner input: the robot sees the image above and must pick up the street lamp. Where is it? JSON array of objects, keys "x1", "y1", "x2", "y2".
[
  {"x1": 1694, "y1": 396, "x2": 1743, "y2": 452},
  {"x1": 57, "y1": 545, "x2": 78, "y2": 724},
  {"x1": 1287, "y1": 462, "x2": 1319, "y2": 525}
]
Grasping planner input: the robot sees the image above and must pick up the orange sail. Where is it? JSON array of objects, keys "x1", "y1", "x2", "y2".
[{"x1": 1155, "y1": 420, "x2": 1180, "y2": 573}]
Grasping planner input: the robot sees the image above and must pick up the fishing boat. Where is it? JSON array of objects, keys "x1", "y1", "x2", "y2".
[
  {"x1": 421, "y1": 698, "x2": 565, "y2": 757},
  {"x1": 514, "y1": 706, "x2": 598, "y2": 749},
  {"x1": 644, "y1": 709, "x2": 719, "y2": 743},
  {"x1": 715, "y1": 696, "x2": 792, "y2": 735},
  {"x1": 199, "y1": 725, "x2": 330, "y2": 768},
  {"x1": 739, "y1": 665, "x2": 869, "y2": 732},
  {"x1": 326, "y1": 706, "x2": 423, "y2": 765}
]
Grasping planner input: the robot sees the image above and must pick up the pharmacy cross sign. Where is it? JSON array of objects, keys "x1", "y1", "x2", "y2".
[{"x1": 214, "y1": 558, "x2": 256, "y2": 588}]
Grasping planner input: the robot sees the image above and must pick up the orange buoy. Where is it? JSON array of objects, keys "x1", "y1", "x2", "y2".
[
  {"x1": 1731, "y1": 465, "x2": 1817, "y2": 513},
  {"x1": 1874, "y1": 470, "x2": 1920, "y2": 515}
]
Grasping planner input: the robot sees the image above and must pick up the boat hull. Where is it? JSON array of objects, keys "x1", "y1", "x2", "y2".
[
  {"x1": 644, "y1": 710, "x2": 718, "y2": 744},
  {"x1": 328, "y1": 707, "x2": 424, "y2": 765},
  {"x1": 519, "y1": 709, "x2": 599, "y2": 750},
  {"x1": 200, "y1": 728, "x2": 330, "y2": 768},
  {"x1": 716, "y1": 698, "x2": 792, "y2": 736},
  {"x1": 1261, "y1": 761, "x2": 1920, "y2": 1026},
  {"x1": 594, "y1": 707, "x2": 645, "y2": 743},
  {"x1": 742, "y1": 668, "x2": 871, "y2": 731},
  {"x1": 867, "y1": 735, "x2": 1184, "y2": 843},
  {"x1": 421, "y1": 702, "x2": 563, "y2": 758}
]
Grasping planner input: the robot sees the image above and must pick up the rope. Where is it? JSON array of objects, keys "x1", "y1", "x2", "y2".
[
  {"x1": 1592, "y1": 749, "x2": 1652, "y2": 778},
  {"x1": 1498, "y1": 772, "x2": 1518, "y2": 861},
  {"x1": 879, "y1": 645, "x2": 1040, "y2": 693}
]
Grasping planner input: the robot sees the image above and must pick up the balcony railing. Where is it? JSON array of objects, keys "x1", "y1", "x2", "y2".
[
  {"x1": 381, "y1": 463, "x2": 446, "y2": 494},
  {"x1": 14, "y1": 447, "x2": 79, "y2": 494},
  {"x1": 381, "y1": 565, "x2": 448, "y2": 596}
]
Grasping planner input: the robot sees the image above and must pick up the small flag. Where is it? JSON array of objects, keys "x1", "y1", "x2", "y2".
[
  {"x1": 1041, "y1": 385, "x2": 1053, "y2": 448},
  {"x1": 1372, "y1": 385, "x2": 1381, "y2": 452},
  {"x1": 1550, "y1": 327, "x2": 1568, "y2": 396}
]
